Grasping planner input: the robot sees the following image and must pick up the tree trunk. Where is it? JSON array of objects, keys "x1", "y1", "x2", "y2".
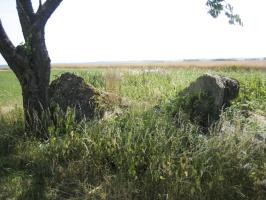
[
  {"x1": 0, "y1": 0, "x2": 63, "y2": 138},
  {"x1": 20, "y1": 29, "x2": 51, "y2": 137},
  {"x1": 21, "y1": 64, "x2": 50, "y2": 137}
]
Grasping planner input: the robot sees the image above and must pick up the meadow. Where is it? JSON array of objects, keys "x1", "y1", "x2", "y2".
[{"x1": 0, "y1": 63, "x2": 266, "y2": 199}]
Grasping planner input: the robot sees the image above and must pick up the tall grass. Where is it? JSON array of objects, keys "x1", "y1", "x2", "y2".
[
  {"x1": 0, "y1": 67, "x2": 265, "y2": 199},
  {"x1": 0, "y1": 106, "x2": 265, "y2": 199}
]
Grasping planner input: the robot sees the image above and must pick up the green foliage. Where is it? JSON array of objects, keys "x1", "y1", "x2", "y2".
[
  {"x1": 16, "y1": 35, "x2": 33, "y2": 57},
  {"x1": 206, "y1": 0, "x2": 243, "y2": 25},
  {"x1": 206, "y1": 0, "x2": 224, "y2": 18}
]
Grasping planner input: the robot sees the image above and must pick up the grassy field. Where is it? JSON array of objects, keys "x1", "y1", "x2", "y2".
[{"x1": 0, "y1": 64, "x2": 266, "y2": 199}]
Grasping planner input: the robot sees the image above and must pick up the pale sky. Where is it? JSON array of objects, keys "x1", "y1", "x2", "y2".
[{"x1": 0, "y1": 0, "x2": 266, "y2": 65}]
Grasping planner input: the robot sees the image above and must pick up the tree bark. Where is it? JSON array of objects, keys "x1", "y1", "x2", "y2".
[
  {"x1": 0, "y1": 0, "x2": 63, "y2": 138},
  {"x1": 20, "y1": 29, "x2": 51, "y2": 137},
  {"x1": 21, "y1": 69, "x2": 50, "y2": 137}
]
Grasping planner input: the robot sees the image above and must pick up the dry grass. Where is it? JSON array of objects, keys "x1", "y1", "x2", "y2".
[
  {"x1": 0, "y1": 105, "x2": 15, "y2": 114},
  {"x1": 51, "y1": 60, "x2": 266, "y2": 70},
  {"x1": 1, "y1": 60, "x2": 266, "y2": 71}
]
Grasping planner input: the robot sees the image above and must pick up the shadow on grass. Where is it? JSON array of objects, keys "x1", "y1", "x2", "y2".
[{"x1": 0, "y1": 109, "x2": 47, "y2": 199}]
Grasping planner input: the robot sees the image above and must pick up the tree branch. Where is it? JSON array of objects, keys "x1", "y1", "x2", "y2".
[
  {"x1": 0, "y1": 20, "x2": 28, "y2": 74},
  {"x1": 33, "y1": 0, "x2": 63, "y2": 30},
  {"x1": 18, "y1": 0, "x2": 35, "y2": 18},
  {"x1": 16, "y1": 0, "x2": 35, "y2": 38},
  {"x1": 39, "y1": 0, "x2": 42, "y2": 10},
  {"x1": 206, "y1": 0, "x2": 242, "y2": 25}
]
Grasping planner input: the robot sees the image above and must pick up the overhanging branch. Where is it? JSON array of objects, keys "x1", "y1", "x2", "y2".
[{"x1": 206, "y1": 0, "x2": 242, "y2": 25}]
